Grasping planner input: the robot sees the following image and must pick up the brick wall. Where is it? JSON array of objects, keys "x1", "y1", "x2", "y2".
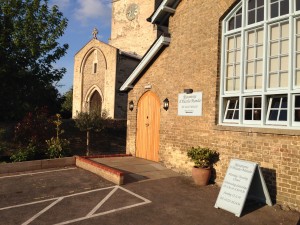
[{"x1": 126, "y1": 0, "x2": 300, "y2": 211}]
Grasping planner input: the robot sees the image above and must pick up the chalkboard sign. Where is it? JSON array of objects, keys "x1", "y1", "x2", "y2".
[{"x1": 214, "y1": 159, "x2": 272, "y2": 217}]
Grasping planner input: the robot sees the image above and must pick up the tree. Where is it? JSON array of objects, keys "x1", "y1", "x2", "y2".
[
  {"x1": 0, "y1": 0, "x2": 68, "y2": 121},
  {"x1": 74, "y1": 111, "x2": 107, "y2": 156},
  {"x1": 60, "y1": 88, "x2": 73, "y2": 118}
]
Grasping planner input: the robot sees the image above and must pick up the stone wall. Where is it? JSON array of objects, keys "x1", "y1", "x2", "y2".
[
  {"x1": 73, "y1": 39, "x2": 118, "y2": 118},
  {"x1": 126, "y1": 0, "x2": 300, "y2": 211},
  {"x1": 109, "y1": 0, "x2": 158, "y2": 56}
]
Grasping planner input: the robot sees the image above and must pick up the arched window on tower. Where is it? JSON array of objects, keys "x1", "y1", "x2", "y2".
[{"x1": 89, "y1": 91, "x2": 102, "y2": 114}]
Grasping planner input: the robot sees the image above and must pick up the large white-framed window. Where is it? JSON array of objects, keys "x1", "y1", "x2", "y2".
[{"x1": 220, "y1": 0, "x2": 300, "y2": 129}]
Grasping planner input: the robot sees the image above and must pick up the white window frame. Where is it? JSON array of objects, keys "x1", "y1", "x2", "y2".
[
  {"x1": 219, "y1": 0, "x2": 300, "y2": 129},
  {"x1": 266, "y1": 95, "x2": 288, "y2": 125}
]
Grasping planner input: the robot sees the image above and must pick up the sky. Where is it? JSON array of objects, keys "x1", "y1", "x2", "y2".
[{"x1": 49, "y1": 0, "x2": 112, "y2": 94}]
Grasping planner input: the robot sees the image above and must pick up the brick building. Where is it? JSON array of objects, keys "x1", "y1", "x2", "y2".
[{"x1": 120, "y1": 0, "x2": 300, "y2": 211}]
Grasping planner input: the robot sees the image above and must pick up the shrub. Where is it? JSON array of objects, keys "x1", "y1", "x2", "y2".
[
  {"x1": 187, "y1": 146, "x2": 219, "y2": 168},
  {"x1": 10, "y1": 142, "x2": 43, "y2": 162}
]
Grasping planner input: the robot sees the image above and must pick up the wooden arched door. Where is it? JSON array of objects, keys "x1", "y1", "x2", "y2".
[
  {"x1": 89, "y1": 91, "x2": 102, "y2": 114},
  {"x1": 136, "y1": 91, "x2": 160, "y2": 162}
]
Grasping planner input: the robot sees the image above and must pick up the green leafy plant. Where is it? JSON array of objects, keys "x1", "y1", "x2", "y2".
[
  {"x1": 187, "y1": 146, "x2": 219, "y2": 168},
  {"x1": 10, "y1": 141, "x2": 41, "y2": 162},
  {"x1": 45, "y1": 114, "x2": 70, "y2": 158}
]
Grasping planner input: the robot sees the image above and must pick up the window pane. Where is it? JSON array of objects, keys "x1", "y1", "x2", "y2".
[
  {"x1": 281, "y1": 23, "x2": 289, "y2": 38},
  {"x1": 248, "y1": 32, "x2": 256, "y2": 45},
  {"x1": 269, "y1": 73, "x2": 278, "y2": 88},
  {"x1": 254, "y1": 97, "x2": 262, "y2": 108},
  {"x1": 229, "y1": 100, "x2": 236, "y2": 109},
  {"x1": 297, "y1": 54, "x2": 300, "y2": 68},
  {"x1": 279, "y1": 110, "x2": 287, "y2": 121},
  {"x1": 257, "y1": 0, "x2": 264, "y2": 7},
  {"x1": 270, "y1": 58, "x2": 279, "y2": 72},
  {"x1": 269, "y1": 110, "x2": 278, "y2": 120},
  {"x1": 254, "y1": 110, "x2": 261, "y2": 120},
  {"x1": 280, "y1": 56, "x2": 288, "y2": 70},
  {"x1": 297, "y1": 37, "x2": 300, "y2": 52},
  {"x1": 257, "y1": 7, "x2": 264, "y2": 22},
  {"x1": 296, "y1": 71, "x2": 300, "y2": 86},
  {"x1": 280, "y1": 0, "x2": 289, "y2": 16},
  {"x1": 295, "y1": 110, "x2": 300, "y2": 121},
  {"x1": 271, "y1": 3, "x2": 278, "y2": 18},
  {"x1": 248, "y1": 10, "x2": 255, "y2": 25},
  {"x1": 235, "y1": 64, "x2": 240, "y2": 75},
  {"x1": 256, "y1": 60, "x2": 263, "y2": 73},
  {"x1": 281, "y1": 40, "x2": 289, "y2": 54},
  {"x1": 246, "y1": 76, "x2": 254, "y2": 89},
  {"x1": 228, "y1": 37, "x2": 235, "y2": 49},
  {"x1": 235, "y1": 78, "x2": 240, "y2": 90},
  {"x1": 245, "y1": 110, "x2": 253, "y2": 120},
  {"x1": 226, "y1": 110, "x2": 234, "y2": 119},
  {"x1": 248, "y1": 0, "x2": 255, "y2": 10},
  {"x1": 236, "y1": 36, "x2": 241, "y2": 48},
  {"x1": 257, "y1": 45, "x2": 263, "y2": 58},
  {"x1": 245, "y1": 98, "x2": 253, "y2": 108},
  {"x1": 226, "y1": 79, "x2": 234, "y2": 91},
  {"x1": 247, "y1": 62, "x2": 255, "y2": 74},
  {"x1": 229, "y1": 18, "x2": 235, "y2": 30},
  {"x1": 257, "y1": 29, "x2": 264, "y2": 43},
  {"x1": 233, "y1": 110, "x2": 239, "y2": 119},
  {"x1": 227, "y1": 65, "x2": 233, "y2": 77},
  {"x1": 297, "y1": 0, "x2": 300, "y2": 11},
  {"x1": 271, "y1": 97, "x2": 281, "y2": 108},
  {"x1": 236, "y1": 15, "x2": 242, "y2": 28},
  {"x1": 295, "y1": 96, "x2": 300, "y2": 107},
  {"x1": 297, "y1": 20, "x2": 300, "y2": 33},
  {"x1": 248, "y1": 47, "x2": 255, "y2": 59},
  {"x1": 236, "y1": 50, "x2": 241, "y2": 63},
  {"x1": 280, "y1": 72, "x2": 288, "y2": 87},
  {"x1": 281, "y1": 97, "x2": 288, "y2": 108},
  {"x1": 228, "y1": 51, "x2": 235, "y2": 63},
  {"x1": 270, "y1": 42, "x2": 279, "y2": 56},
  {"x1": 256, "y1": 75, "x2": 262, "y2": 89},
  {"x1": 270, "y1": 25, "x2": 279, "y2": 40}
]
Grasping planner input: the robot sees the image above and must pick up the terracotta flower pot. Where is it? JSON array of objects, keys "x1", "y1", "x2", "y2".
[{"x1": 192, "y1": 166, "x2": 211, "y2": 186}]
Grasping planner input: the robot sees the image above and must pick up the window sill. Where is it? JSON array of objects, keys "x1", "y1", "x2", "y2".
[{"x1": 214, "y1": 124, "x2": 300, "y2": 136}]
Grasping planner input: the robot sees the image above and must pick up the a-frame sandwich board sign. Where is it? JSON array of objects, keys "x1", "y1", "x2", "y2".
[{"x1": 214, "y1": 159, "x2": 272, "y2": 217}]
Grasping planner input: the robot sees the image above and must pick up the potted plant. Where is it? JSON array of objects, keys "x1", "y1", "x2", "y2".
[{"x1": 187, "y1": 146, "x2": 219, "y2": 186}]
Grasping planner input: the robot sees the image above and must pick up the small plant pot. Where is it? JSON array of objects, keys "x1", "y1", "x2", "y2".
[{"x1": 192, "y1": 166, "x2": 211, "y2": 186}]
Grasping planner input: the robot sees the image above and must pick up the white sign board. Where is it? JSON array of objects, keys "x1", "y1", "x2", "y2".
[
  {"x1": 178, "y1": 92, "x2": 202, "y2": 116},
  {"x1": 214, "y1": 159, "x2": 272, "y2": 217}
]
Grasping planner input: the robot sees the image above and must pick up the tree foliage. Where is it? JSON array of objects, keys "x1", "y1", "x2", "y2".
[
  {"x1": 74, "y1": 111, "x2": 108, "y2": 156},
  {"x1": 60, "y1": 88, "x2": 73, "y2": 118},
  {"x1": 0, "y1": 0, "x2": 68, "y2": 121}
]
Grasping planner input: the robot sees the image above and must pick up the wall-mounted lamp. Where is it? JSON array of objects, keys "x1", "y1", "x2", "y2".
[
  {"x1": 184, "y1": 89, "x2": 193, "y2": 94},
  {"x1": 129, "y1": 100, "x2": 134, "y2": 111},
  {"x1": 163, "y1": 98, "x2": 169, "y2": 111}
]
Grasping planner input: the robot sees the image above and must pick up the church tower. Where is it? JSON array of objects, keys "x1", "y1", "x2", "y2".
[{"x1": 109, "y1": 0, "x2": 159, "y2": 56}]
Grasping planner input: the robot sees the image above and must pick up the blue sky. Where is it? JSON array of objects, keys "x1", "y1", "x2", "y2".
[{"x1": 49, "y1": 0, "x2": 112, "y2": 94}]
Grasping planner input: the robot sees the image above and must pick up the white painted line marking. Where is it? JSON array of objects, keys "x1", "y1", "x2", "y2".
[
  {"x1": 55, "y1": 186, "x2": 151, "y2": 225},
  {"x1": 118, "y1": 186, "x2": 151, "y2": 203},
  {"x1": 86, "y1": 186, "x2": 118, "y2": 217},
  {"x1": 22, "y1": 197, "x2": 63, "y2": 225},
  {"x1": 0, "y1": 167, "x2": 77, "y2": 179},
  {"x1": 0, "y1": 186, "x2": 116, "y2": 211},
  {"x1": 1, "y1": 186, "x2": 151, "y2": 225}
]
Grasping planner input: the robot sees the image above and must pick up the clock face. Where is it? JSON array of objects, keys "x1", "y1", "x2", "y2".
[{"x1": 126, "y1": 3, "x2": 139, "y2": 21}]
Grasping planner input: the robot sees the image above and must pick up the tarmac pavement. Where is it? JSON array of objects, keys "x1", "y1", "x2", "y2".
[{"x1": 0, "y1": 163, "x2": 299, "y2": 225}]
